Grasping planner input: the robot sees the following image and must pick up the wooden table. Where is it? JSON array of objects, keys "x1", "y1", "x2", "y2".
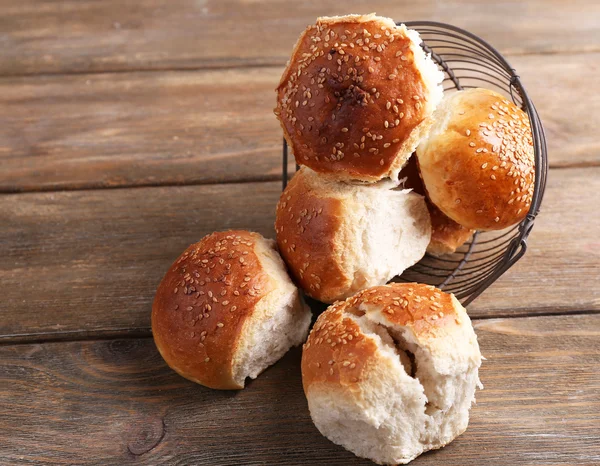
[{"x1": 1, "y1": 1, "x2": 599, "y2": 464}]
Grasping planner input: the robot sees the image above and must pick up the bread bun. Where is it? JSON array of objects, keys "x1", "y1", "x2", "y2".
[
  {"x1": 399, "y1": 155, "x2": 474, "y2": 255},
  {"x1": 416, "y1": 88, "x2": 534, "y2": 230},
  {"x1": 275, "y1": 14, "x2": 443, "y2": 182},
  {"x1": 152, "y1": 230, "x2": 311, "y2": 390},
  {"x1": 302, "y1": 283, "x2": 482, "y2": 465},
  {"x1": 275, "y1": 168, "x2": 431, "y2": 303}
]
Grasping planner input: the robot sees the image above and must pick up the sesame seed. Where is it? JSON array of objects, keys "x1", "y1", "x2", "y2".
[
  {"x1": 341, "y1": 127, "x2": 348, "y2": 132},
  {"x1": 217, "y1": 322, "x2": 224, "y2": 328},
  {"x1": 205, "y1": 357, "x2": 210, "y2": 362},
  {"x1": 466, "y1": 129, "x2": 471, "y2": 136}
]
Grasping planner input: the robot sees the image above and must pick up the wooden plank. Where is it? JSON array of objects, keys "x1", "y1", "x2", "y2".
[
  {"x1": 0, "y1": 167, "x2": 598, "y2": 342},
  {"x1": 1, "y1": 314, "x2": 598, "y2": 464},
  {"x1": 1, "y1": 0, "x2": 599, "y2": 76},
  {"x1": 1, "y1": 53, "x2": 598, "y2": 193},
  {"x1": 0, "y1": 68, "x2": 288, "y2": 192}
]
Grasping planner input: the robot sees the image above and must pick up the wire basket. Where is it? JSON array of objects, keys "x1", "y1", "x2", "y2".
[{"x1": 281, "y1": 21, "x2": 548, "y2": 306}]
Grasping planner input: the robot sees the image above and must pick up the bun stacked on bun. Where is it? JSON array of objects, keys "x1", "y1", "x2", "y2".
[{"x1": 274, "y1": 15, "x2": 444, "y2": 301}]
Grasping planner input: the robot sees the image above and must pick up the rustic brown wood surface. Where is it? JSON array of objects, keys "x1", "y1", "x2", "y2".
[
  {"x1": 1, "y1": 53, "x2": 598, "y2": 193},
  {"x1": 2, "y1": 1, "x2": 599, "y2": 464},
  {"x1": 1, "y1": 315, "x2": 598, "y2": 465},
  {"x1": 1, "y1": 0, "x2": 599, "y2": 76},
  {"x1": 0, "y1": 167, "x2": 598, "y2": 343}
]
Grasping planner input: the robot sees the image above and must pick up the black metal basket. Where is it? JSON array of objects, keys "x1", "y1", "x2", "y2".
[{"x1": 281, "y1": 21, "x2": 548, "y2": 306}]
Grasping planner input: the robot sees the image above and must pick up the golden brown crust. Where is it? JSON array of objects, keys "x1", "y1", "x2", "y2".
[
  {"x1": 275, "y1": 14, "x2": 435, "y2": 182},
  {"x1": 399, "y1": 156, "x2": 474, "y2": 255},
  {"x1": 152, "y1": 231, "x2": 271, "y2": 390},
  {"x1": 302, "y1": 283, "x2": 460, "y2": 390},
  {"x1": 275, "y1": 169, "x2": 349, "y2": 302},
  {"x1": 417, "y1": 88, "x2": 534, "y2": 230},
  {"x1": 427, "y1": 203, "x2": 475, "y2": 255}
]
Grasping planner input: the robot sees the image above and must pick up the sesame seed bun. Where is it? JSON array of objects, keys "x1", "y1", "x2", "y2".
[
  {"x1": 275, "y1": 167, "x2": 431, "y2": 303},
  {"x1": 275, "y1": 14, "x2": 443, "y2": 182},
  {"x1": 152, "y1": 230, "x2": 311, "y2": 390},
  {"x1": 399, "y1": 155, "x2": 475, "y2": 255},
  {"x1": 416, "y1": 88, "x2": 535, "y2": 231},
  {"x1": 301, "y1": 283, "x2": 482, "y2": 465}
]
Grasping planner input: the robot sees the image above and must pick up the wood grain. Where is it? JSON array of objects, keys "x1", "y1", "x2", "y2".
[
  {"x1": 1, "y1": 314, "x2": 598, "y2": 464},
  {"x1": 1, "y1": 0, "x2": 599, "y2": 76},
  {"x1": 1, "y1": 168, "x2": 598, "y2": 342},
  {"x1": 1, "y1": 53, "x2": 598, "y2": 193},
  {"x1": 0, "y1": 68, "x2": 290, "y2": 192}
]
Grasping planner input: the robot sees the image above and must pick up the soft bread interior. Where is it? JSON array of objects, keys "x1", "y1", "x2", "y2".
[
  {"x1": 416, "y1": 91, "x2": 457, "y2": 159},
  {"x1": 306, "y1": 298, "x2": 481, "y2": 465},
  {"x1": 232, "y1": 237, "x2": 311, "y2": 387},
  {"x1": 340, "y1": 182, "x2": 432, "y2": 299},
  {"x1": 404, "y1": 26, "x2": 445, "y2": 117},
  {"x1": 299, "y1": 169, "x2": 431, "y2": 302},
  {"x1": 387, "y1": 24, "x2": 444, "y2": 178}
]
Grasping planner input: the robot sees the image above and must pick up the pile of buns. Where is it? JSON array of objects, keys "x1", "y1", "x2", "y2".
[{"x1": 152, "y1": 13, "x2": 535, "y2": 465}]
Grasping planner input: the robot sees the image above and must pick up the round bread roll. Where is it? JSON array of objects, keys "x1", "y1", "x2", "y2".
[
  {"x1": 274, "y1": 14, "x2": 443, "y2": 182},
  {"x1": 275, "y1": 167, "x2": 431, "y2": 303},
  {"x1": 416, "y1": 88, "x2": 535, "y2": 230},
  {"x1": 302, "y1": 283, "x2": 482, "y2": 465},
  {"x1": 152, "y1": 230, "x2": 311, "y2": 390},
  {"x1": 399, "y1": 155, "x2": 474, "y2": 255}
]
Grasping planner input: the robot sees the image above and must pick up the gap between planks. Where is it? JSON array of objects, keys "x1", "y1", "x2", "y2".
[{"x1": 2, "y1": 309, "x2": 599, "y2": 347}]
